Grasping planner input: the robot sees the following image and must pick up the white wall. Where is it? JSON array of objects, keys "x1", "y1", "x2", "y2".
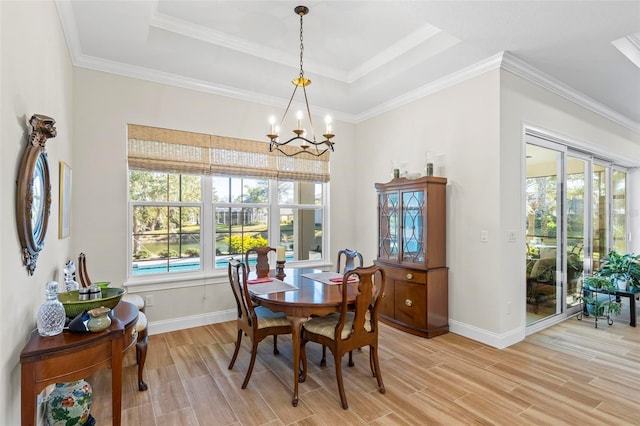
[
  {"x1": 0, "y1": 1, "x2": 74, "y2": 423},
  {"x1": 71, "y1": 68, "x2": 358, "y2": 327},
  {"x1": 353, "y1": 68, "x2": 640, "y2": 348},
  {"x1": 354, "y1": 70, "x2": 504, "y2": 341}
]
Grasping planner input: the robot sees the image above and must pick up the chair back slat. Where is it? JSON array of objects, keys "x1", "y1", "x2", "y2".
[
  {"x1": 228, "y1": 259, "x2": 257, "y2": 329},
  {"x1": 77, "y1": 252, "x2": 92, "y2": 288},
  {"x1": 336, "y1": 249, "x2": 364, "y2": 274},
  {"x1": 245, "y1": 247, "x2": 276, "y2": 278},
  {"x1": 336, "y1": 265, "x2": 385, "y2": 341}
]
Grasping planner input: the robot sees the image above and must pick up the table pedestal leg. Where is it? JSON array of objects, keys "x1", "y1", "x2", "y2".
[{"x1": 288, "y1": 316, "x2": 307, "y2": 407}]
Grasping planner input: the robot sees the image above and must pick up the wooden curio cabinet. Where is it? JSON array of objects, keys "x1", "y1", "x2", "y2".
[{"x1": 374, "y1": 176, "x2": 448, "y2": 338}]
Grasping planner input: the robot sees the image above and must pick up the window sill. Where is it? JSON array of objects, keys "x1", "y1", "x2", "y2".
[
  {"x1": 124, "y1": 270, "x2": 227, "y2": 292},
  {"x1": 124, "y1": 260, "x2": 333, "y2": 293}
]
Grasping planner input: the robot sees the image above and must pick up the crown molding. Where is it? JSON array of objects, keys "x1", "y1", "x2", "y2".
[
  {"x1": 150, "y1": 11, "x2": 445, "y2": 85},
  {"x1": 71, "y1": 52, "x2": 358, "y2": 124},
  {"x1": 55, "y1": 0, "x2": 639, "y2": 133},
  {"x1": 354, "y1": 52, "x2": 504, "y2": 122},
  {"x1": 55, "y1": 0, "x2": 82, "y2": 61},
  {"x1": 148, "y1": 11, "x2": 349, "y2": 81},
  {"x1": 501, "y1": 52, "x2": 640, "y2": 133},
  {"x1": 356, "y1": 51, "x2": 640, "y2": 132}
]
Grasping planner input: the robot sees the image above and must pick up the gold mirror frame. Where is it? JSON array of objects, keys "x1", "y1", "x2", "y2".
[{"x1": 16, "y1": 114, "x2": 56, "y2": 275}]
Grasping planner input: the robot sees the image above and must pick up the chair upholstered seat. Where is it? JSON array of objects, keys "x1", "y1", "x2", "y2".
[
  {"x1": 303, "y1": 312, "x2": 371, "y2": 339},
  {"x1": 254, "y1": 306, "x2": 290, "y2": 329},
  {"x1": 123, "y1": 294, "x2": 145, "y2": 311},
  {"x1": 135, "y1": 311, "x2": 148, "y2": 332}
]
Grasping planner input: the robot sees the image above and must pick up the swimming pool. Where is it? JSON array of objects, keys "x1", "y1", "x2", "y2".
[{"x1": 132, "y1": 255, "x2": 293, "y2": 275}]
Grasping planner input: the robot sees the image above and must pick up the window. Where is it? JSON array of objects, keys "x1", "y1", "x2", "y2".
[
  {"x1": 126, "y1": 124, "x2": 330, "y2": 278},
  {"x1": 130, "y1": 172, "x2": 202, "y2": 275}
]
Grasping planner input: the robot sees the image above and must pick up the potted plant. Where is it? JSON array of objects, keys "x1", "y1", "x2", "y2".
[
  {"x1": 597, "y1": 250, "x2": 640, "y2": 291},
  {"x1": 582, "y1": 276, "x2": 622, "y2": 317}
]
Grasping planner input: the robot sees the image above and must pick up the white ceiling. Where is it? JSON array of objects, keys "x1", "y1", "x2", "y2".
[{"x1": 56, "y1": 1, "x2": 640, "y2": 130}]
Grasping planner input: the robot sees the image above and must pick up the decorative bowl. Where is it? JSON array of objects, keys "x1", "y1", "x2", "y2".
[{"x1": 58, "y1": 287, "x2": 125, "y2": 318}]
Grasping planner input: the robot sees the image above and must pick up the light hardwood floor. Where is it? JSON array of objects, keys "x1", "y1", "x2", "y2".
[{"x1": 88, "y1": 313, "x2": 640, "y2": 425}]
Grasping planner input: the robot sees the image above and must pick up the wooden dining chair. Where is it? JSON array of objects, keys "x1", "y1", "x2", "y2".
[
  {"x1": 318, "y1": 248, "x2": 365, "y2": 367},
  {"x1": 300, "y1": 265, "x2": 386, "y2": 409},
  {"x1": 245, "y1": 246, "x2": 276, "y2": 278},
  {"x1": 336, "y1": 248, "x2": 364, "y2": 274},
  {"x1": 227, "y1": 259, "x2": 292, "y2": 389}
]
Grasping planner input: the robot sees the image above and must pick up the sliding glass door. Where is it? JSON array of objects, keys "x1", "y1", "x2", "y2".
[
  {"x1": 565, "y1": 154, "x2": 587, "y2": 310},
  {"x1": 526, "y1": 142, "x2": 563, "y2": 323},
  {"x1": 525, "y1": 133, "x2": 628, "y2": 327}
]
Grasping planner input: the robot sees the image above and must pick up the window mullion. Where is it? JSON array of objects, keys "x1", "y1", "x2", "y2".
[
  {"x1": 269, "y1": 180, "x2": 278, "y2": 247},
  {"x1": 202, "y1": 176, "x2": 213, "y2": 275}
]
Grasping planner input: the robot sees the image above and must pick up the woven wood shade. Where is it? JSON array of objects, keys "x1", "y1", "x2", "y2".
[{"x1": 128, "y1": 124, "x2": 329, "y2": 182}]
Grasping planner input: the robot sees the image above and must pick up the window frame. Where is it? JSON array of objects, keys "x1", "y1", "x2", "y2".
[{"x1": 127, "y1": 172, "x2": 329, "y2": 286}]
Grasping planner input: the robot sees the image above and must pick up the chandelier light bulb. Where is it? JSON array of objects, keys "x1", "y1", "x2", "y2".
[
  {"x1": 324, "y1": 116, "x2": 332, "y2": 134},
  {"x1": 269, "y1": 116, "x2": 276, "y2": 135},
  {"x1": 296, "y1": 111, "x2": 303, "y2": 130}
]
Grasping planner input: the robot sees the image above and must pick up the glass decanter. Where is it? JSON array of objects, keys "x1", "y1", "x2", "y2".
[
  {"x1": 37, "y1": 281, "x2": 66, "y2": 337},
  {"x1": 63, "y1": 260, "x2": 80, "y2": 292}
]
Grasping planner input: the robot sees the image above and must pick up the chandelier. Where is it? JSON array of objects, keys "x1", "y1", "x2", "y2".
[{"x1": 267, "y1": 5, "x2": 335, "y2": 157}]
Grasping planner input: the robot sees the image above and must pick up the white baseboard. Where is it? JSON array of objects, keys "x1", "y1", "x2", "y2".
[
  {"x1": 449, "y1": 319, "x2": 525, "y2": 349},
  {"x1": 147, "y1": 310, "x2": 531, "y2": 349},
  {"x1": 147, "y1": 309, "x2": 236, "y2": 335}
]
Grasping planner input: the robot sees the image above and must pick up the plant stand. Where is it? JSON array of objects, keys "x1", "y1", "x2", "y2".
[{"x1": 577, "y1": 284, "x2": 616, "y2": 328}]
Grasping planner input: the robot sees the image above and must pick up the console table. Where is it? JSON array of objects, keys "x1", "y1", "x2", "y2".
[{"x1": 20, "y1": 301, "x2": 138, "y2": 426}]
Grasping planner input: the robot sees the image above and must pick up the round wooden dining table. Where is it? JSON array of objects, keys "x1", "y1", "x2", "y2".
[{"x1": 249, "y1": 268, "x2": 357, "y2": 407}]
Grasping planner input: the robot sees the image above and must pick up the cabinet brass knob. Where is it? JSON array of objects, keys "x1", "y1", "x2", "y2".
[
  {"x1": 405, "y1": 299, "x2": 413, "y2": 307},
  {"x1": 406, "y1": 273, "x2": 413, "y2": 280}
]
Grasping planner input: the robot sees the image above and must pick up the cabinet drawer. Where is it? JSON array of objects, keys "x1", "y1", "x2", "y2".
[
  {"x1": 124, "y1": 322, "x2": 138, "y2": 351},
  {"x1": 394, "y1": 281, "x2": 426, "y2": 329},
  {"x1": 381, "y1": 266, "x2": 426, "y2": 284}
]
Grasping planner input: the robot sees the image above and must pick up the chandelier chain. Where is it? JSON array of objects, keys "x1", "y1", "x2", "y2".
[{"x1": 299, "y1": 14, "x2": 304, "y2": 78}]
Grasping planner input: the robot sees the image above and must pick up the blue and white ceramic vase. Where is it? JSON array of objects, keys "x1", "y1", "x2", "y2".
[{"x1": 45, "y1": 379, "x2": 93, "y2": 425}]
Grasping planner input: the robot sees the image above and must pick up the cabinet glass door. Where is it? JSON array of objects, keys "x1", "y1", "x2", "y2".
[
  {"x1": 402, "y1": 190, "x2": 425, "y2": 263},
  {"x1": 378, "y1": 192, "x2": 399, "y2": 261}
]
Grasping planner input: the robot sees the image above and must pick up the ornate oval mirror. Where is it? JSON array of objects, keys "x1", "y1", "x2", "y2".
[{"x1": 16, "y1": 114, "x2": 56, "y2": 275}]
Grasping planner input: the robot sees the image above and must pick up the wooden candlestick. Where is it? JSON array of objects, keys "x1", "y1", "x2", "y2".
[{"x1": 276, "y1": 260, "x2": 286, "y2": 279}]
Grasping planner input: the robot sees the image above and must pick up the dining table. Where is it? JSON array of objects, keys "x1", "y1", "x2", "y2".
[{"x1": 248, "y1": 268, "x2": 357, "y2": 407}]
